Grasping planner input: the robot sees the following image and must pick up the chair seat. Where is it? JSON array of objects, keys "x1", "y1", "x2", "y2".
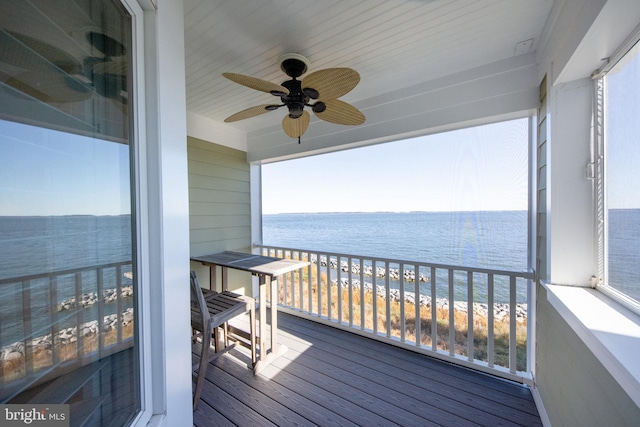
[{"x1": 191, "y1": 291, "x2": 254, "y2": 331}]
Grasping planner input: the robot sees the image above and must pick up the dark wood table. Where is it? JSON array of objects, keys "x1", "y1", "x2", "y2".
[{"x1": 191, "y1": 251, "x2": 309, "y2": 373}]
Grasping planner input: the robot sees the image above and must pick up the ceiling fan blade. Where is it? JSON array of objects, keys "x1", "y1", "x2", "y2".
[
  {"x1": 314, "y1": 99, "x2": 365, "y2": 125},
  {"x1": 6, "y1": 71, "x2": 92, "y2": 102},
  {"x1": 282, "y1": 110, "x2": 310, "y2": 139},
  {"x1": 92, "y1": 60, "x2": 127, "y2": 75},
  {"x1": 222, "y1": 72, "x2": 289, "y2": 95},
  {"x1": 302, "y1": 68, "x2": 360, "y2": 100},
  {"x1": 224, "y1": 104, "x2": 278, "y2": 122}
]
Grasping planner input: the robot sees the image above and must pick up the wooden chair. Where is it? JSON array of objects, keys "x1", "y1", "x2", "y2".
[{"x1": 190, "y1": 271, "x2": 256, "y2": 409}]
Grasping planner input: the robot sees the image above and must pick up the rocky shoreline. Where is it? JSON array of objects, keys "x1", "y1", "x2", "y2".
[
  {"x1": 316, "y1": 256, "x2": 430, "y2": 282},
  {"x1": 331, "y1": 277, "x2": 527, "y2": 322},
  {"x1": 56, "y1": 286, "x2": 133, "y2": 312},
  {"x1": 0, "y1": 308, "x2": 134, "y2": 365}
]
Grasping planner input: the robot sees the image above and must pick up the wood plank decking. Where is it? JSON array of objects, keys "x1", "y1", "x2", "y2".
[{"x1": 193, "y1": 312, "x2": 542, "y2": 427}]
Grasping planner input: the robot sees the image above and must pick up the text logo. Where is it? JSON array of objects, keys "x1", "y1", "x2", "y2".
[{"x1": 0, "y1": 405, "x2": 69, "y2": 427}]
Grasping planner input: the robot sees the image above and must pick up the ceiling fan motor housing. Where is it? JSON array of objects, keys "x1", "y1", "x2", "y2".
[
  {"x1": 280, "y1": 78, "x2": 309, "y2": 118},
  {"x1": 279, "y1": 53, "x2": 310, "y2": 77}
]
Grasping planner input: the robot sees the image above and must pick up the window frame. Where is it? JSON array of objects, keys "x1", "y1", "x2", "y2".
[{"x1": 595, "y1": 28, "x2": 640, "y2": 316}]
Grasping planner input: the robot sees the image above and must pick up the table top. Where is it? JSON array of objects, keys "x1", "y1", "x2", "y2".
[{"x1": 191, "y1": 251, "x2": 309, "y2": 277}]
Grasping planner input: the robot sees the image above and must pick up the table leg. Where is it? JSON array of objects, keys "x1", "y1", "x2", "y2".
[
  {"x1": 258, "y1": 275, "x2": 267, "y2": 363},
  {"x1": 269, "y1": 275, "x2": 278, "y2": 352},
  {"x1": 253, "y1": 274, "x2": 287, "y2": 375},
  {"x1": 209, "y1": 265, "x2": 217, "y2": 291},
  {"x1": 222, "y1": 267, "x2": 228, "y2": 292}
]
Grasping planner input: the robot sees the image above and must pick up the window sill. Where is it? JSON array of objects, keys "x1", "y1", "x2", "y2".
[{"x1": 544, "y1": 283, "x2": 640, "y2": 407}]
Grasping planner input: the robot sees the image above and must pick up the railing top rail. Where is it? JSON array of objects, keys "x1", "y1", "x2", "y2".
[
  {"x1": 0, "y1": 260, "x2": 133, "y2": 285},
  {"x1": 253, "y1": 244, "x2": 534, "y2": 279}
]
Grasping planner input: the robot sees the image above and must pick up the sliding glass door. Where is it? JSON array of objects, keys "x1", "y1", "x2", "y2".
[{"x1": 0, "y1": 0, "x2": 139, "y2": 425}]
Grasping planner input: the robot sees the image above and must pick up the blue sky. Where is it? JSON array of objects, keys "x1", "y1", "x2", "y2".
[
  {"x1": 262, "y1": 118, "x2": 530, "y2": 214},
  {"x1": 0, "y1": 120, "x2": 131, "y2": 216}
]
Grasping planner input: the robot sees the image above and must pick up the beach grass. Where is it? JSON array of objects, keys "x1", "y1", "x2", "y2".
[
  {"x1": 277, "y1": 268, "x2": 527, "y2": 372},
  {"x1": 1, "y1": 323, "x2": 134, "y2": 384}
]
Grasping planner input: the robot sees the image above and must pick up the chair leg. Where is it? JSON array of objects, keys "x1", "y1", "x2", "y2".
[{"x1": 193, "y1": 328, "x2": 212, "y2": 409}]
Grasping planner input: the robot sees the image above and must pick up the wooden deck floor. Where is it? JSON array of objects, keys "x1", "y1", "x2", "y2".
[{"x1": 193, "y1": 312, "x2": 542, "y2": 427}]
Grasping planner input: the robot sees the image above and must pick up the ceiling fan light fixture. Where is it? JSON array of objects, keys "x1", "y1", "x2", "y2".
[
  {"x1": 312, "y1": 101, "x2": 326, "y2": 113},
  {"x1": 279, "y1": 53, "x2": 310, "y2": 78},
  {"x1": 287, "y1": 102, "x2": 304, "y2": 118},
  {"x1": 303, "y1": 87, "x2": 319, "y2": 99}
]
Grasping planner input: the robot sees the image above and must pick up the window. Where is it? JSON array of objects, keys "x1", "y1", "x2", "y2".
[
  {"x1": 599, "y1": 37, "x2": 640, "y2": 310},
  {"x1": 0, "y1": 1, "x2": 140, "y2": 425}
]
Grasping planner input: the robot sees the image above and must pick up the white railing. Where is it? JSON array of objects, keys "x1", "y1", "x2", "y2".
[
  {"x1": 255, "y1": 244, "x2": 534, "y2": 383},
  {"x1": 0, "y1": 262, "x2": 134, "y2": 402}
]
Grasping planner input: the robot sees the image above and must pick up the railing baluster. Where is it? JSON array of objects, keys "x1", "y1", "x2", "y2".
[
  {"x1": 448, "y1": 269, "x2": 455, "y2": 357},
  {"x1": 431, "y1": 266, "x2": 437, "y2": 351},
  {"x1": 467, "y1": 271, "x2": 474, "y2": 362},
  {"x1": 116, "y1": 266, "x2": 123, "y2": 345},
  {"x1": 317, "y1": 253, "x2": 323, "y2": 316},
  {"x1": 385, "y1": 261, "x2": 391, "y2": 338},
  {"x1": 327, "y1": 255, "x2": 333, "y2": 321},
  {"x1": 372, "y1": 259, "x2": 378, "y2": 334},
  {"x1": 98, "y1": 267, "x2": 105, "y2": 353},
  {"x1": 348, "y1": 256, "x2": 353, "y2": 326},
  {"x1": 74, "y1": 272, "x2": 83, "y2": 361},
  {"x1": 307, "y1": 253, "x2": 313, "y2": 314},
  {"x1": 299, "y1": 252, "x2": 304, "y2": 311},
  {"x1": 399, "y1": 263, "x2": 405, "y2": 342},
  {"x1": 50, "y1": 275, "x2": 59, "y2": 367},
  {"x1": 336, "y1": 255, "x2": 342, "y2": 322},
  {"x1": 509, "y1": 275, "x2": 517, "y2": 374},
  {"x1": 22, "y1": 279, "x2": 33, "y2": 376},
  {"x1": 488, "y1": 273, "x2": 495, "y2": 368},
  {"x1": 415, "y1": 264, "x2": 420, "y2": 347},
  {"x1": 360, "y1": 258, "x2": 365, "y2": 330}
]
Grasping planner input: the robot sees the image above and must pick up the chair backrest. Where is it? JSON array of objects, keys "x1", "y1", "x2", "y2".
[{"x1": 190, "y1": 271, "x2": 210, "y2": 327}]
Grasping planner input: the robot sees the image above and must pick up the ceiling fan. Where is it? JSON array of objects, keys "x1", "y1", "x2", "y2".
[
  {"x1": 0, "y1": 29, "x2": 127, "y2": 108},
  {"x1": 223, "y1": 53, "x2": 365, "y2": 142}
]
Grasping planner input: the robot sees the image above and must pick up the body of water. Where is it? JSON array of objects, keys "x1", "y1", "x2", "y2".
[
  {"x1": 0, "y1": 215, "x2": 133, "y2": 346},
  {"x1": 263, "y1": 210, "x2": 640, "y2": 303},
  {"x1": 264, "y1": 211, "x2": 530, "y2": 270}
]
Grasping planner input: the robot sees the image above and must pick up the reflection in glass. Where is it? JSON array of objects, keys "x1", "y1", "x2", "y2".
[
  {"x1": 0, "y1": 0, "x2": 139, "y2": 425},
  {"x1": 605, "y1": 40, "x2": 640, "y2": 304}
]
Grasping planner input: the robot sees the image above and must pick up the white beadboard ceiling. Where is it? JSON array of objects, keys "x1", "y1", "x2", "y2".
[{"x1": 184, "y1": 0, "x2": 553, "y2": 137}]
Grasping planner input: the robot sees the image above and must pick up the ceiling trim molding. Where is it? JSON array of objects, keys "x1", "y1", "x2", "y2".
[{"x1": 187, "y1": 112, "x2": 247, "y2": 151}]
